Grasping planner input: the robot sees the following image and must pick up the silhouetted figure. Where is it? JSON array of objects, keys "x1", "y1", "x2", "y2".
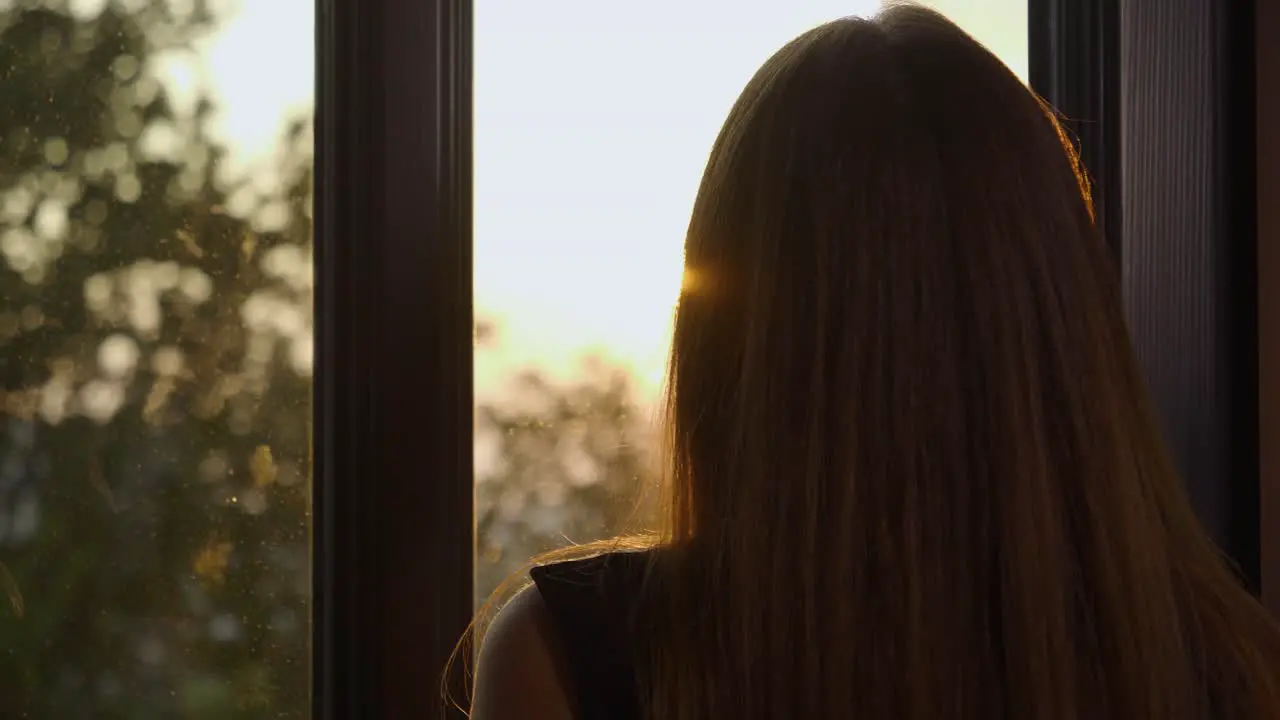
[{"x1": 459, "y1": 5, "x2": 1280, "y2": 719}]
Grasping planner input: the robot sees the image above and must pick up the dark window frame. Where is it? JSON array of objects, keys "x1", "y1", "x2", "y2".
[
  {"x1": 1028, "y1": 0, "x2": 1122, "y2": 258},
  {"x1": 314, "y1": 0, "x2": 474, "y2": 717}
]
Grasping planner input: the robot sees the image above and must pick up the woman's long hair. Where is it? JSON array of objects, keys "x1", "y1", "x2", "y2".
[{"x1": 453, "y1": 5, "x2": 1280, "y2": 718}]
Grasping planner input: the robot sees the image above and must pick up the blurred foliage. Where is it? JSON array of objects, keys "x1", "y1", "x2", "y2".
[
  {"x1": 0, "y1": 0, "x2": 653, "y2": 716},
  {"x1": 474, "y1": 354, "x2": 658, "y2": 602},
  {"x1": 0, "y1": 0, "x2": 311, "y2": 716}
]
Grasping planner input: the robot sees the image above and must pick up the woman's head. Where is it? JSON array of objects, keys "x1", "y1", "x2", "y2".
[
  {"x1": 639, "y1": 4, "x2": 1280, "y2": 718},
  {"x1": 667, "y1": 4, "x2": 1105, "y2": 553}
]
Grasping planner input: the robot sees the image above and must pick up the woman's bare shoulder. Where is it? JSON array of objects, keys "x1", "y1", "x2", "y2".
[{"x1": 470, "y1": 584, "x2": 578, "y2": 720}]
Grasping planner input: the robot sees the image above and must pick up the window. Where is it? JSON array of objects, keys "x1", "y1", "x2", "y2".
[
  {"x1": 472, "y1": 0, "x2": 1029, "y2": 606},
  {"x1": 6, "y1": 0, "x2": 1264, "y2": 716},
  {"x1": 0, "y1": 1, "x2": 313, "y2": 716}
]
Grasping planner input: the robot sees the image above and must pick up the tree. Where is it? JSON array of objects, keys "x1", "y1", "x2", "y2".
[
  {"x1": 474, "y1": 347, "x2": 659, "y2": 603},
  {"x1": 0, "y1": 2, "x2": 310, "y2": 716}
]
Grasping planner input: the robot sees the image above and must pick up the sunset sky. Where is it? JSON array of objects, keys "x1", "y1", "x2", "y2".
[{"x1": 192, "y1": 0, "x2": 1026, "y2": 402}]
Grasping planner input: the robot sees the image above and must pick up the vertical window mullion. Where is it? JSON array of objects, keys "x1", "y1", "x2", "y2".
[{"x1": 315, "y1": 0, "x2": 474, "y2": 717}]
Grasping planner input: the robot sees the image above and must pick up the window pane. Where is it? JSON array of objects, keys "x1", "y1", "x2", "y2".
[
  {"x1": 473, "y1": 0, "x2": 1027, "y2": 605},
  {"x1": 0, "y1": 1, "x2": 313, "y2": 716},
  {"x1": 913, "y1": 0, "x2": 1027, "y2": 79}
]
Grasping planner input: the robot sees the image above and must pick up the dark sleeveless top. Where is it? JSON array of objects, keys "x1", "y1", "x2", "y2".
[{"x1": 529, "y1": 550, "x2": 650, "y2": 720}]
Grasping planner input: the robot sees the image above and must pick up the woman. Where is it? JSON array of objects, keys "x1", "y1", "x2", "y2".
[{"x1": 458, "y1": 5, "x2": 1280, "y2": 719}]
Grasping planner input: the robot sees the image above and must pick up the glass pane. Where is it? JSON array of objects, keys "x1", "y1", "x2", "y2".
[
  {"x1": 0, "y1": 1, "x2": 313, "y2": 716},
  {"x1": 473, "y1": 0, "x2": 1027, "y2": 605},
  {"x1": 912, "y1": 0, "x2": 1027, "y2": 79}
]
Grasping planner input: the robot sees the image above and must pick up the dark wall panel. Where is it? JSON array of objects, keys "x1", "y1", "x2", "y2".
[
  {"x1": 1119, "y1": 0, "x2": 1258, "y2": 586},
  {"x1": 1257, "y1": 0, "x2": 1280, "y2": 613}
]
